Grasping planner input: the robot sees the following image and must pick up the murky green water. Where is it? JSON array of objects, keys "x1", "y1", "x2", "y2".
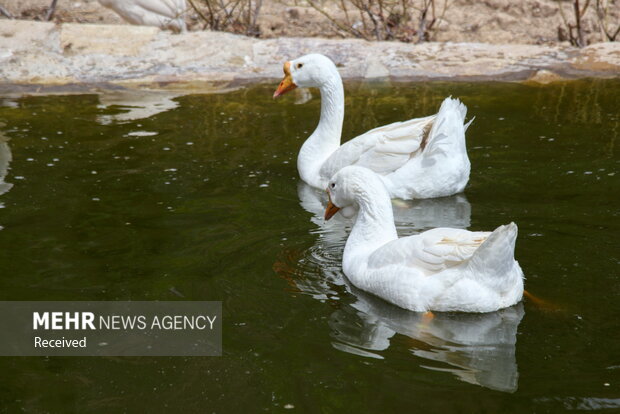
[{"x1": 0, "y1": 79, "x2": 618, "y2": 412}]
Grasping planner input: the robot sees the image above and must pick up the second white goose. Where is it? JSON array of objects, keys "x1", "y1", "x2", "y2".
[
  {"x1": 324, "y1": 166, "x2": 524, "y2": 313},
  {"x1": 274, "y1": 53, "x2": 472, "y2": 200}
]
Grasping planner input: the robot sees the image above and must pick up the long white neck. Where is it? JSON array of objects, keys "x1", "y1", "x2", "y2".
[
  {"x1": 297, "y1": 74, "x2": 345, "y2": 188},
  {"x1": 343, "y1": 182, "x2": 398, "y2": 270}
]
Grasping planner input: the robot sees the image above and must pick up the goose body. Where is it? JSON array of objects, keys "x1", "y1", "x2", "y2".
[
  {"x1": 98, "y1": 0, "x2": 187, "y2": 32},
  {"x1": 325, "y1": 166, "x2": 524, "y2": 313},
  {"x1": 274, "y1": 54, "x2": 472, "y2": 200}
]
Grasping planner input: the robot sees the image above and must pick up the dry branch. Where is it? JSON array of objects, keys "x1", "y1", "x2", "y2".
[
  {"x1": 557, "y1": 0, "x2": 592, "y2": 47},
  {"x1": 304, "y1": 0, "x2": 449, "y2": 43},
  {"x1": 596, "y1": 0, "x2": 620, "y2": 41}
]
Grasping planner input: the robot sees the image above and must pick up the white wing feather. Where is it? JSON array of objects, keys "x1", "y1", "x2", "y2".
[
  {"x1": 99, "y1": 0, "x2": 187, "y2": 30},
  {"x1": 368, "y1": 228, "x2": 491, "y2": 275},
  {"x1": 319, "y1": 115, "x2": 435, "y2": 180},
  {"x1": 132, "y1": 0, "x2": 186, "y2": 18}
]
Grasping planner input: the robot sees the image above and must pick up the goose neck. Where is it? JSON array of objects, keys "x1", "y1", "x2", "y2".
[
  {"x1": 315, "y1": 77, "x2": 344, "y2": 140},
  {"x1": 347, "y1": 184, "x2": 398, "y2": 251}
]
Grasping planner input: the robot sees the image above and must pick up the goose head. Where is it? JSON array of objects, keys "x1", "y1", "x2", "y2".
[
  {"x1": 324, "y1": 166, "x2": 386, "y2": 220},
  {"x1": 273, "y1": 54, "x2": 340, "y2": 98}
]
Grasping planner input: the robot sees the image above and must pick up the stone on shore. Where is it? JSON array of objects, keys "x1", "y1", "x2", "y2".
[{"x1": 0, "y1": 20, "x2": 618, "y2": 92}]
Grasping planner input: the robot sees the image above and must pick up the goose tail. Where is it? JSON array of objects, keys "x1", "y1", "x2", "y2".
[
  {"x1": 467, "y1": 222, "x2": 524, "y2": 296},
  {"x1": 423, "y1": 97, "x2": 471, "y2": 158}
]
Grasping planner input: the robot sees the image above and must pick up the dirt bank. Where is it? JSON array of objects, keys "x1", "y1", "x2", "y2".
[
  {"x1": 2, "y1": 0, "x2": 619, "y2": 46},
  {"x1": 0, "y1": 19, "x2": 618, "y2": 93}
]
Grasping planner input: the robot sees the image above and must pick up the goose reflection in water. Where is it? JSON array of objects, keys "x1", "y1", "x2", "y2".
[
  {"x1": 0, "y1": 127, "x2": 13, "y2": 197},
  {"x1": 0, "y1": 128, "x2": 13, "y2": 231},
  {"x1": 96, "y1": 91, "x2": 181, "y2": 125},
  {"x1": 284, "y1": 183, "x2": 522, "y2": 392},
  {"x1": 332, "y1": 281, "x2": 523, "y2": 393}
]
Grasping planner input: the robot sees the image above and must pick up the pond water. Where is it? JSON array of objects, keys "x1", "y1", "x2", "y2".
[{"x1": 0, "y1": 79, "x2": 618, "y2": 412}]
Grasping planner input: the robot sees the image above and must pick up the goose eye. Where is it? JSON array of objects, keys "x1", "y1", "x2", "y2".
[
  {"x1": 330, "y1": 183, "x2": 335, "y2": 189},
  {"x1": 296, "y1": 63, "x2": 303, "y2": 69}
]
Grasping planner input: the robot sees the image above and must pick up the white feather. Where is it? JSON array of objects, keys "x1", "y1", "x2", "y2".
[
  {"x1": 98, "y1": 0, "x2": 187, "y2": 32},
  {"x1": 287, "y1": 54, "x2": 471, "y2": 199},
  {"x1": 328, "y1": 166, "x2": 524, "y2": 313}
]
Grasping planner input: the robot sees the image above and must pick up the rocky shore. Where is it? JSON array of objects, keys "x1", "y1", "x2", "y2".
[{"x1": 1, "y1": 20, "x2": 619, "y2": 94}]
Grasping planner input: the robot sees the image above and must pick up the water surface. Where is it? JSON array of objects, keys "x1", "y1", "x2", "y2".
[{"x1": 0, "y1": 79, "x2": 618, "y2": 412}]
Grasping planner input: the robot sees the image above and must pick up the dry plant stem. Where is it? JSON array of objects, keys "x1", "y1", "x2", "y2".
[
  {"x1": 358, "y1": 7, "x2": 368, "y2": 34},
  {"x1": 557, "y1": 0, "x2": 592, "y2": 47},
  {"x1": 428, "y1": 0, "x2": 449, "y2": 32},
  {"x1": 0, "y1": 5, "x2": 13, "y2": 19},
  {"x1": 596, "y1": 0, "x2": 620, "y2": 41},
  {"x1": 557, "y1": 0, "x2": 572, "y2": 40},
  {"x1": 188, "y1": 0, "x2": 213, "y2": 28},
  {"x1": 314, "y1": 0, "x2": 451, "y2": 43},
  {"x1": 350, "y1": 0, "x2": 379, "y2": 39},
  {"x1": 250, "y1": 0, "x2": 262, "y2": 33},
  {"x1": 45, "y1": 0, "x2": 58, "y2": 21},
  {"x1": 376, "y1": 0, "x2": 392, "y2": 39},
  {"x1": 573, "y1": 0, "x2": 581, "y2": 46},
  {"x1": 437, "y1": 0, "x2": 450, "y2": 28},
  {"x1": 362, "y1": 2, "x2": 381, "y2": 40},
  {"x1": 340, "y1": 0, "x2": 352, "y2": 28},
  {"x1": 191, "y1": 0, "x2": 261, "y2": 35},
  {"x1": 574, "y1": 0, "x2": 591, "y2": 47},
  {"x1": 419, "y1": 0, "x2": 441, "y2": 43},
  {"x1": 608, "y1": 24, "x2": 620, "y2": 41},
  {"x1": 417, "y1": 0, "x2": 429, "y2": 43},
  {"x1": 306, "y1": 0, "x2": 368, "y2": 39}
]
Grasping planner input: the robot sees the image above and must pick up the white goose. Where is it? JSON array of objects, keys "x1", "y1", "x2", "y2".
[
  {"x1": 274, "y1": 53, "x2": 472, "y2": 200},
  {"x1": 324, "y1": 166, "x2": 524, "y2": 313},
  {"x1": 98, "y1": 0, "x2": 187, "y2": 33}
]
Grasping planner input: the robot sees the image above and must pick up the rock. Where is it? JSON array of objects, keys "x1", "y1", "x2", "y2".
[
  {"x1": 364, "y1": 58, "x2": 390, "y2": 79},
  {"x1": 0, "y1": 20, "x2": 56, "y2": 52},
  {"x1": 570, "y1": 43, "x2": 620, "y2": 74},
  {"x1": 60, "y1": 23, "x2": 159, "y2": 56},
  {"x1": 525, "y1": 69, "x2": 565, "y2": 84},
  {"x1": 286, "y1": 8, "x2": 300, "y2": 20},
  {"x1": 0, "y1": 20, "x2": 618, "y2": 90}
]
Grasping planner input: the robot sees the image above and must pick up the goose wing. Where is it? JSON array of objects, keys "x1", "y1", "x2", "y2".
[
  {"x1": 368, "y1": 228, "x2": 491, "y2": 276},
  {"x1": 319, "y1": 115, "x2": 435, "y2": 180},
  {"x1": 132, "y1": 0, "x2": 186, "y2": 18}
]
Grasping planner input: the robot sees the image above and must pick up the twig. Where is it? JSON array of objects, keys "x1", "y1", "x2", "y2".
[
  {"x1": 188, "y1": 0, "x2": 213, "y2": 28},
  {"x1": 574, "y1": 0, "x2": 584, "y2": 47},
  {"x1": 376, "y1": 0, "x2": 391, "y2": 39},
  {"x1": 417, "y1": 0, "x2": 428, "y2": 43},
  {"x1": 340, "y1": 0, "x2": 351, "y2": 27},
  {"x1": 557, "y1": 0, "x2": 586, "y2": 47},
  {"x1": 580, "y1": 0, "x2": 591, "y2": 16},
  {"x1": 306, "y1": 0, "x2": 369, "y2": 39},
  {"x1": 429, "y1": 0, "x2": 450, "y2": 32},
  {"x1": 0, "y1": 5, "x2": 13, "y2": 19},
  {"x1": 45, "y1": 0, "x2": 58, "y2": 21},
  {"x1": 250, "y1": 0, "x2": 261, "y2": 30},
  {"x1": 596, "y1": 0, "x2": 620, "y2": 41},
  {"x1": 362, "y1": 3, "x2": 381, "y2": 40},
  {"x1": 358, "y1": 4, "x2": 368, "y2": 34}
]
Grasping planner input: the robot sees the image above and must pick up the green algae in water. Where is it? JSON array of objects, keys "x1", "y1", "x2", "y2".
[{"x1": 0, "y1": 79, "x2": 618, "y2": 412}]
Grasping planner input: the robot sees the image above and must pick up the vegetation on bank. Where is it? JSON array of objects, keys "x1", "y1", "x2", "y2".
[{"x1": 1, "y1": 0, "x2": 618, "y2": 47}]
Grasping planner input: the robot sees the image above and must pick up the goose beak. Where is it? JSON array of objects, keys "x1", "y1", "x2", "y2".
[
  {"x1": 273, "y1": 61, "x2": 297, "y2": 98},
  {"x1": 324, "y1": 192, "x2": 340, "y2": 221}
]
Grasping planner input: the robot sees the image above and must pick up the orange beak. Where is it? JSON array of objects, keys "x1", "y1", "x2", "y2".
[
  {"x1": 324, "y1": 192, "x2": 340, "y2": 221},
  {"x1": 273, "y1": 61, "x2": 297, "y2": 98}
]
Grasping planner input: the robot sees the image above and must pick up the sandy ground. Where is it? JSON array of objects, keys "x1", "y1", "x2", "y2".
[{"x1": 1, "y1": 0, "x2": 618, "y2": 45}]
